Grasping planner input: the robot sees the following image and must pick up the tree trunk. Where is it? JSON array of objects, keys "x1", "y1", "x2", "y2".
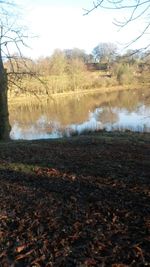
[{"x1": 0, "y1": 68, "x2": 11, "y2": 140}]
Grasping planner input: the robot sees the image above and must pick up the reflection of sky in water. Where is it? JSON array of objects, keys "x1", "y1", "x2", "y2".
[
  {"x1": 10, "y1": 104, "x2": 150, "y2": 140},
  {"x1": 10, "y1": 123, "x2": 62, "y2": 140},
  {"x1": 111, "y1": 107, "x2": 150, "y2": 132}
]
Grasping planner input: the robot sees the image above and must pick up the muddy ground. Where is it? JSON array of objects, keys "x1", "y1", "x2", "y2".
[{"x1": 0, "y1": 132, "x2": 150, "y2": 266}]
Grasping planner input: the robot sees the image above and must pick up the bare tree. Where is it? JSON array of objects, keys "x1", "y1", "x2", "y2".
[
  {"x1": 0, "y1": 1, "x2": 37, "y2": 140},
  {"x1": 64, "y1": 48, "x2": 88, "y2": 63},
  {"x1": 84, "y1": 1, "x2": 150, "y2": 50},
  {"x1": 49, "y1": 49, "x2": 67, "y2": 75},
  {"x1": 92, "y1": 42, "x2": 117, "y2": 63}
]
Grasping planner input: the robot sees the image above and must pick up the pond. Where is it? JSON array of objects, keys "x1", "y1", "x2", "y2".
[{"x1": 9, "y1": 88, "x2": 150, "y2": 140}]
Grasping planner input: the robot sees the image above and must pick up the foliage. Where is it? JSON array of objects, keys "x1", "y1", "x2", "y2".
[
  {"x1": 115, "y1": 63, "x2": 134, "y2": 85},
  {"x1": 5, "y1": 42, "x2": 150, "y2": 97}
]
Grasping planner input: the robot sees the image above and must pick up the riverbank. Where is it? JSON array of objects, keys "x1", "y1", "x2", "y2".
[
  {"x1": 8, "y1": 81, "x2": 149, "y2": 105},
  {"x1": 0, "y1": 131, "x2": 150, "y2": 266}
]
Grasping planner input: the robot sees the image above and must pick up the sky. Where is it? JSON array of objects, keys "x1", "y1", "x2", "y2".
[{"x1": 14, "y1": 0, "x2": 150, "y2": 59}]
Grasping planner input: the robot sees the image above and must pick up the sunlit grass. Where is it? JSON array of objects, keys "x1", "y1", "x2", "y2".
[{"x1": 8, "y1": 69, "x2": 150, "y2": 106}]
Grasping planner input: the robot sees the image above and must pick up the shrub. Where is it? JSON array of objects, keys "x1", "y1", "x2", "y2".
[{"x1": 115, "y1": 63, "x2": 134, "y2": 85}]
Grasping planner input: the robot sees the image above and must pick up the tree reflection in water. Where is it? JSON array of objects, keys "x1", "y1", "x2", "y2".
[{"x1": 9, "y1": 88, "x2": 150, "y2": 139}]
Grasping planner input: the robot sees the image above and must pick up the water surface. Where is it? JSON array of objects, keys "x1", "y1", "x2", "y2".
[{"x1": 9, "y1": 88, "x2": 150, "y2": 140}]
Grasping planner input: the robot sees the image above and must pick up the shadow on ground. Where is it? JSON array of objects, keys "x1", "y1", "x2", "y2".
[{"x1": 0, "y1": 133, "x2": 150, "y2": 266}]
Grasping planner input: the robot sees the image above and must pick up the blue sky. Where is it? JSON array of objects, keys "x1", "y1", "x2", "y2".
[{"x1": 15, "y1": 0, "x2": 149, "y2": 58}]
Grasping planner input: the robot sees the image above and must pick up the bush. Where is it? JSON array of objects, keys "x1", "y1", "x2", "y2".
[{"x1": 115, "y1": 63, "x2": 134, "y2": 85}]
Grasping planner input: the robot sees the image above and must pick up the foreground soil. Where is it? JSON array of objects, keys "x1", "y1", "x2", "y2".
[{"x1": 0, "y1": 132, "x2": 150, "y2": 267}]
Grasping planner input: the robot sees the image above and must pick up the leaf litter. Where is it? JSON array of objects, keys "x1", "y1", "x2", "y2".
[{"x1": 0, "y1": 132, "x2": 150, "y2": 266}]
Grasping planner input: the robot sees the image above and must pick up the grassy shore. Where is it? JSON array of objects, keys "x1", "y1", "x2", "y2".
[
  {"x1": 8, "y1": 83, "x2": 150, "y2": 108},
  {"x1": 8, "y1": 70, "x2": 150, "y2": 105},
  {"x1": 0, "y1": 131, "x2": 150, "y2": 266}
]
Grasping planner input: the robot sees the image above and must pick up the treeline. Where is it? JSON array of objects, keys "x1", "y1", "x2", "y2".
[{"x1": 7, "y1": 43, "x2": 150, "y2": 96}]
